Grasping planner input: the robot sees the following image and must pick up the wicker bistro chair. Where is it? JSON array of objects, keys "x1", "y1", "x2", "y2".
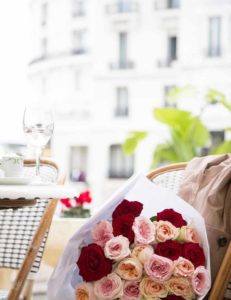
[
  {"x1": 0, "y1": 159, "x2": 64, "y2": 300},
  {"x1": 147, "y1": 163, "x2": 231, "y2": 300}
]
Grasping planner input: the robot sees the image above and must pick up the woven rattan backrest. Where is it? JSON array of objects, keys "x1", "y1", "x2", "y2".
[
  {"x1": 147, "y1": 163, "x2": 186, "y2": 193},
  {"x1": 0, "y1": 160, "x2": 58, "y2": 273}
]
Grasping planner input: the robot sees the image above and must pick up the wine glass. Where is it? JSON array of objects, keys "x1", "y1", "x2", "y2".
[{"x1": 23, "y1": 106, "x2": 54, "y2": 183}]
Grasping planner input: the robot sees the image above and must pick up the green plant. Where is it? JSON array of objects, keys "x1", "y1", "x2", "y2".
[{"x1": 123, "y1": 87, "x2": 231, "y2": 167}]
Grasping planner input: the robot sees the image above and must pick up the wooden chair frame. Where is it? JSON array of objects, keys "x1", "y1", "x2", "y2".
[
  {"x1": 147, "y1": 163, "x2": 231, "y2": 300},
  {"x1": 3, "y1": 159, "x2": 65, "y2": 300}
]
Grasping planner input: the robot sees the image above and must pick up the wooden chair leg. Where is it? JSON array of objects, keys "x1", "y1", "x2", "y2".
[
  {"x1": 208, "y1": 241, "x2": 231, "y2": 300},
  {"x1": 7, "y1": 199, "x2": 58, "y2": 300}
]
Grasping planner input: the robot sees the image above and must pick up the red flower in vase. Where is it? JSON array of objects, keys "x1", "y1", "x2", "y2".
[
  {"x1": 75, "y1": 191, "x2": 92, "y2": 206},
  {"x1": 60, "y1": 198, "x2": 72, "y2": 208}
]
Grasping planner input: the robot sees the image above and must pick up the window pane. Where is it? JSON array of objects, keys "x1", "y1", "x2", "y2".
[
  {"x1": 119, "y1": 32, "x2": 128, "y2": 68},
  {"x1": 118, "y1": 0, "x2": 131, "y2": 12},
  {"x1": 73, "y1": 0, "x2": 86, "y2": 17},
  {"x1": 208, "y1": 17, "x2": 221, "y2": 57},
  {"x1": 41, "y1": 3, "x2": 47, "y2": 26},
  {"x1": 164, "y1": 85, "x2": 177, "y2": 107},
  {"x1": 73, "y1": 30, "x2": 87, "y2": 54},
  {"x1": 210, "y1": 131, "x2": 224, "y2": 147},
  {"x1": 70, "y1": 146, "x2": 88, "y2": 182},
  {"x1": 109, "y1": 145, "x2": 134, "y2": 178},
  {"x1": 168, "y1": 0, "x2": 180, "y2": 8},
  {"x1": 115, "y1": 87, "x2": 129, "y2": 116},
  {"x1": 168, "y1": 36, "x2": 177, "y2": 63}
]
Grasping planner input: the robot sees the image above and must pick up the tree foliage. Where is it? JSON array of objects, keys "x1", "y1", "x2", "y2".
[{"x1": 123, "y1": 87, "x2": 231, "y2": 167}]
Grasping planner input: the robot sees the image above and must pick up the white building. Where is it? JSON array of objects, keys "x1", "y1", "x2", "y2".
[{"x1": 29, "y1": 0, "x2": 231, "y2": 209}]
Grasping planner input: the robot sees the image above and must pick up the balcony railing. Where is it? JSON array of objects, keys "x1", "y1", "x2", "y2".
[
  {"x1": 106, "y1": 1, "x2": 139, "y2": 14},
  {"x1": 29, "y1": 50, "x2": 89, "y2": 65},
  {"x1": 109, "y1": 61, "x2": 135, "y2": 70}
]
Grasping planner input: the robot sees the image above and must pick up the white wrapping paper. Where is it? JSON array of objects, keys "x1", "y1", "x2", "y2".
[{"x1": 47, "y1": 174, "x2": 210, "y2": 300}]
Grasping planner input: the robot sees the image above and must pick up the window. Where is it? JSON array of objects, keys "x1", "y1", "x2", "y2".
[
  {"x1": 117, "y1": 0, "x2": 132, "y2": 13},
  {"x1": 200, "y1": 130, "x2": 224, "y2": 156},
  {"x1": 41, "y1": 2, "x2": 48, "y2": 26},
  {"x1": 73, "y1": 30, "x2": 88, "y2": 54},
  {"x1": 210, "y1": 131, "x2": 224, "y2": 148},
  {"x1": 168, "y1": 36, "x2": 177, "y2": 64},
  {"x1": 109, "y1": 145, "x2": 134, "y2": 178},
  {"x1": 41, "y1": 37, "x2": 47, "y2": 58},
  {"x1": 164, "y1": 85, "x2": 177, "y2": 107},
  {"x1": 70, "y1": 146, "x2": 88, "y2": 182},
  {"x1": 115, "y1": 87, "x2": 129, "y2": 117},
  {"x1": 208, "y1": 17, "x2": 221, "y2": 57},
  {"x1": 119, "y1": 32, "x2": 128, "y2": 68},
  {"x1": 167, "y1": 0, "x2": 180, "y2": 9},
  {"x1": 72, "y1": 0, "x2": 86, "y2": 17}
]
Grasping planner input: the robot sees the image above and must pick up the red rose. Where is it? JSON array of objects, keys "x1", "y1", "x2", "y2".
[
  {"x1": 182, "y1": 242, "x2": 205, "y2": 268},
  {"x1": 157, "y1": 209, "x2": 187, "y2": 228},
  {"x1": 112, "y1": 214, "x2": 135, "y2": 243},
  {"x1": 162, "y1": 296, "x2": 185, "y2": 300},
  {"x1": 76, "y1": 243, "x2": 112, "y2": 281},
  {"x1": 155, "y1": 240, "x2": 182, "y2": 261},
  {"x1": 112, "y1": 199, "x2": 143, "y2": 219}
]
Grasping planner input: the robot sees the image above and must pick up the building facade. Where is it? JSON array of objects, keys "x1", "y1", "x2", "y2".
[{"x1": 29, "y1": 0, "x2": 231, "y2": 210}]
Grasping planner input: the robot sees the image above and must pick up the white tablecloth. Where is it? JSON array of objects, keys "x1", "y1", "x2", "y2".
[{"x1": 0, "y1": 184, "x2": 77, "y2": 200}]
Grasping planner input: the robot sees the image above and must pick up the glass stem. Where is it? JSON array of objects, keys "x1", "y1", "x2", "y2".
[{"x1": 35, "y1": 148, "x2": 42, "y2": 177}]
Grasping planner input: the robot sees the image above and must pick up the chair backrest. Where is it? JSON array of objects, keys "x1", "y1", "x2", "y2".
[
  {"x1": 147, "y1": 163, "x2": 231, "y2": 300},
  {"x1": 0, "y1": 160, "x2": 59, "y2": 299}
]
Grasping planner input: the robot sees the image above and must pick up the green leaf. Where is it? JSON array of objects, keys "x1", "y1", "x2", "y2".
[
  {"x1": 207, "y1": 89, "x2": 231, "y2": 111},
  {"x1": 122, "y1": 131, "x2": 147, "y2": 155},
  {"x1": 211, "y1": 141, "x2": 231, "y2": 154},
  {"x1": 151, "y1": 143, "x2": 181, "y2": 168},
  {"x1": 166, "y1": 85, "x2": 196, "y2": 104},
  {"x1": 189, "y1": 116, "x2": 209, "y2": 147},
  {"x1": 150, "y1": 216, "x2": 157, "y2": 222},
  {"x1": 153, "y1": 108, "x2": 192, "y2": 130}
]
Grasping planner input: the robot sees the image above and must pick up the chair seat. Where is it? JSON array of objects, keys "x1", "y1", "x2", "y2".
[{"x1": 0, "y1": 290, "x2": 8, "y2": 300}]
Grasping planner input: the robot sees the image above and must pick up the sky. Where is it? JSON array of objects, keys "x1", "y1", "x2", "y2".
[{"x1": 0, "y1": 0, "x2": 30, "y2": 143}]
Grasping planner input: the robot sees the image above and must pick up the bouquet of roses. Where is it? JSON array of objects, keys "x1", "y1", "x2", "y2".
[{"x1": 75, "y1": 199, "x2": 210, "y2": 300}]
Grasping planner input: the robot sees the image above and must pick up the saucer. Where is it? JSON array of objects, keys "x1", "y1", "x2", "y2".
[{"x1": 0, "y1": 177, "x2": 32, "y2": 185}]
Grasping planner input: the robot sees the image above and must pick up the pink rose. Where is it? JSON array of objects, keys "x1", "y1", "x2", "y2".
[
  {"x1": 173, "y1": 257, "x2": 195, "y2": 278},
  {"x1": 166, "y1": 277, "x2": 194, "y2": 300},
  {"x1": 131, "y1": 244, "x2": 154, "y2": 264},
  {"x1": 75, "y1": 282, "x2": 96, "y2": 300},
  {"x1": 155, "y1": 220, "x2": 179, "y2": 242},
  {"x1": 91, "y1": 220, "x2": 113, "y2": 248},
  {"x1": 192, "y1": 266, "x2": 211, "y2": 296},
  {"x1": 144, "y1": 254, "x2": 174, "y2": 282},
  {"x1": 178, "y1": 226, "x2": 200, "y2": 244},
  {"x1": 132, "y1": 216, "x2": 155, "y2": 244},
  {"x1": 140, "y1": 277, "x2": 168, "y2": 298},
  {"x1": 104, "y1": 235, "x2": 130, "y2": 261},
  {"x1": 94, "y1": 273, "x2": 123, "y2": 299},
  {"x1": 116, "y1": 257, "x2": 143, "y2": 281},
  {"x1": 122, "y1": 281, "x2": 142, "y2": 300}
]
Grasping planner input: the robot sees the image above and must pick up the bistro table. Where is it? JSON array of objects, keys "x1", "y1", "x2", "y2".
[
  {"x1": 0, "y1": 181, "x2": 78, "y2": 300},
  {"x1": 0, "y1": 184, "x2": 77, "y2": 208}
]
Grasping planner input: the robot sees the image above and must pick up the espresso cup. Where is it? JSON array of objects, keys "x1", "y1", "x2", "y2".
[{"x1": 0, "y1": 154, "x2": 24, "y2": 177}]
